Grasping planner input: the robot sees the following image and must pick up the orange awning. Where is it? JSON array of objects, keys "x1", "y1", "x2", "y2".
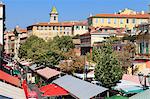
[{"x1": 0, "y1": 70, "x2": 21, "y2": 87}]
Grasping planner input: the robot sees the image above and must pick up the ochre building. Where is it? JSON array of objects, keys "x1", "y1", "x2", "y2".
[{"x1": 27, "y1": 6, "x2": 88, "y2": 40}]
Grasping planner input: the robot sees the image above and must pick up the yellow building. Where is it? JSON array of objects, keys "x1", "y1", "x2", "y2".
[
  {"x1": 88, "y1": 8, "x2": 150, "y2": 30},
  {"x1": 27, "y1": 6, "x2": 88, "y2": 40}
]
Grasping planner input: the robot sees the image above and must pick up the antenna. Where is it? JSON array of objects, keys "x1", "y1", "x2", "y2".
[{"x1": 148, "y1": 5, "x2": 150, "y2": 23}]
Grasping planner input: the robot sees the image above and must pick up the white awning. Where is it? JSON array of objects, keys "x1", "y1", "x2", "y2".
[{"x1": 0, "y1": 81, "x2": 26, "y2": 99}]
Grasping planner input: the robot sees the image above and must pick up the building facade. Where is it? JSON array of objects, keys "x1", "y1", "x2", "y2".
[
  {"x1": 80, "y1": 27, "x2": 126, "y2": 55},
  {"x1": 27, "y1": 6, "x2": 88, "y2": 41},
  {"x1": 0, "y1": 2, "x2": 5, "y2": 45},
  {"x1": 4, "y1": 26, "x2": 27, "y2": 57},
  {"x1": 88, "y1": 8, "x2": 149, "y2": 30},
  {"x1": 135, "y1": 23, "x2": 150, "y2": 59}
]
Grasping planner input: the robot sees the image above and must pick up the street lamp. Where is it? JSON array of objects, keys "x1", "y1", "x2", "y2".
[{"x1": 138, "y1": 72, "x2": 150, "y2": 90}]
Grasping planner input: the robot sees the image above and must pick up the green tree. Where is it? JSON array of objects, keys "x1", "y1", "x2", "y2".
[
  {"x1": 59, "y1": 50, "x2": 84, "y2": 74},
  {"x1": 53, "y1": 36, "x2": 75, "y2": 52},
  {"x1": 94, "y1": 41, "x2": 123, "y2": 88},
  {"x1": 19, "y1": 35, "x2": 73, "y2": 66}
]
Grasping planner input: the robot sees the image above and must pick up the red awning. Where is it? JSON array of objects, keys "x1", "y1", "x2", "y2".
[
  {"x1": 39, "y1": 84, "x2": 68, "y2": 97},
  {"x1": 0, "y1": 70, "x2": 20, "y2": 87}
]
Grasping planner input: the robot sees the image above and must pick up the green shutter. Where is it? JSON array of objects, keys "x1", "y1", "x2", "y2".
[{"x1": 146, "y1": 42, "x2": 149, "y2": 54}]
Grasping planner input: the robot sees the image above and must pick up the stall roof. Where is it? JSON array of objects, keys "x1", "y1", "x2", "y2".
[
  {"x1": 29, "y1": 64, "x2": 44, "y2": 71},
  {"x1": 37, "y1": 67, "x2": 61, "y2": 79},
  {"x1": 129, "y1": 89, "x2": 150, "y2": 99},
  {"x1": 53, "y1": 75, "x2": 107, "y2": 99},
  {"x1": 39, "y1": 84, "x2": 68, "y2": 96},
  {"x1": 0, "y1": 81, "x2": 26, "y2": 99},
  {"x1": 122, "y1": 74, "x2": 150, "y2": 86},
  {"x1": 0, "y1": 70, "x2": 21, "y2": 87}
]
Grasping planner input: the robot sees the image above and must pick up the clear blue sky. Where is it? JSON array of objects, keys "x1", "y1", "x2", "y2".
[{"x1": 2, "y1": 0, "x2": 150, "y2": 29}]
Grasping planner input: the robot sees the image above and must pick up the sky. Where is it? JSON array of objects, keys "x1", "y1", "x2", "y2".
[{"x1": 1, "y1": 0, "x2": 150, "y2": 30}]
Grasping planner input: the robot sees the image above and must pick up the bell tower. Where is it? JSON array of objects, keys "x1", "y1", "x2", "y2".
[{"x1": 50, "y1": 6, "x2": 58, "y2": 23}]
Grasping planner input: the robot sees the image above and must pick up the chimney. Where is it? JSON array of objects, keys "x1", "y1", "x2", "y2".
[
  {"x1": 89, "y1": 13, "x2": 92, "y2": 17},
  {"x1": 141, "y1": 11, "x2": 144, "y2": 14}
]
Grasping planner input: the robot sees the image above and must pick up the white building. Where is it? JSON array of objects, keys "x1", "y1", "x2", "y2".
[{"x1": 0, "y1": 2, "x2": 5, "y2": 45}]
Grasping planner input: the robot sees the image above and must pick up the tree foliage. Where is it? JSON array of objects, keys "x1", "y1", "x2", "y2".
[
  {"x1": 115, "y1": 51, "x2": 131, "y2": 73},
  {"x1": 59, "y1": 50, "x2": 84, "y2": 74},
  {"x1": 53, "y1": 36, "x2": 75, "y2": 52},
  {"x1": 19, "y1": 35, "x2": 75, "y2": 66},
  {"x1": 94, "y1": 41, "x2": 123, "y2": 88}
]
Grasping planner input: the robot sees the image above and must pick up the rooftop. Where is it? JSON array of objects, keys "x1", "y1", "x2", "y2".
[
  {"x1": 36, "y1": 67, "x2": 61, "y2": 79},
  {"x1": 90, "y1": 13, "x2": 150, "y2": 19}
]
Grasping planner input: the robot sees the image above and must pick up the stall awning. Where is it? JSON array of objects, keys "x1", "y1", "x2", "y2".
[
  {"x1": 37, "y1": 67, "x2": 61, "y2": 80},
  {"x1": 39, "y1": 84, "x2": 68, "y2": 96},
  {"x1": 0, "y1": 70, "x2": 21, "y2": 87},
  {"x1": 53, "y1": 75, "x2": 107, "y2": 99},
  {"x1": 0, "y1": 81, "x2": 26, "y2": 99},
  {"x1": 106, "y1": 95, "x2": 128, "y2": 99},
  {"x1": 129, "y1": 89, "x2": 150, "y2": 99}
]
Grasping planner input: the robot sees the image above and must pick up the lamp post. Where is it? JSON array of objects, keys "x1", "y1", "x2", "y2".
[
  {"x1": 138, "y1": 72, "x2": 150, "y2": 90},
  {"x1": 83, "y1": 49, "x2": 88, "y2": 81}
]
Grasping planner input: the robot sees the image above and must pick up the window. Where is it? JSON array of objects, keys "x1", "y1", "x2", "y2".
[
  {"x1": 54, "y1": 16, "x2": 56, "y2": 20},
  {"x1": 104, "y1": 29, "x2": 108, "y2": 32},
  {"x1": 140, "y1": 19, "x2": 143, "y2": 24},
  {"x1": 140, "y1": 42, "x2": 144, "y2": 54},
  {"x1": 114, "y1": 18, "x2": 117, "y2": 24},
  {"x1": 101, "y1": 18, "x2": 104, "y2": 23},
  {"x1": 76, "y1": 26, "x2": 80, "y2": 30},
  {"x1": 120, "y1": 19, "x2": 123, "y2": 24},
  {"x1": 49, "y1": 26, "x2": 51, "y2": 30},
  {"x1": 38, "y1": 26, "x2": 41, "y2": 30},
  {"x1": 126, "y1": 19, "x2": 129, "y2": 24},
  {"x1": 60, "y1": 26, "x2": 62, "y2": 30},
  {"x1": 132, "y1": 19, "x2": 136, "y2": 23},
  {"x1": 95, "y1": 18, "x2": 98, "y2": 23},
  {"x1": 108, "y1": 19, "x2": 111, "y2": 24},
  {"x1": 53, "y1": 26, "x2": 55, "y2": 30}
]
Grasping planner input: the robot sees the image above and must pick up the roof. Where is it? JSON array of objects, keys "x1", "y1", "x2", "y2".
[
  {"x1": 106, "y1": 95, "x2": 128, "y2": 99},
  {"x1": 53, "y1": 75, "x2": 107, "y2": 99},
  {"x1": 0, "y1": 70, "x2": 21, "y2": 87},
  {"x1": 120, "y1": 86, "x2": 143, "y2": 94},
  {"x1": 27, "y1": 21, "x2": 88, "y2": 28},
  {"x1": 51, "y1": 6, "x2": 58, "y2": 14},
  {"x1": 0, "y1": 95, "x2": 11, "y2": 99},
  {"x1": 129, "y1": 89, "x2": 150, "y2": 99},
  {"x1": 122, "y1": 74, "x2": 150, "y2": 87},
  {"x1": 37, "y1": 67, "x2": 61, "y2": 79},
  {"x1": 74, "y1": 70, "x2": 94, "y2": 79},
  {"x1": 40, "y1": 84, "x2": 68, "y2": 96},
  {"x1": 29, "y1": 64, "x2": 44, "y2": 71},
  {"x1": 0, "y1": 81, "x2": 26, "y2": 99},
  {"x1": 146, "y1": 61, "x2": 150, "y2": 68},
  {"x1": 19, "y1": 61, "x2": 31, "y2": 66},
  {"x1": 80, "y1": 26, "x2": 125, "y2": 36},
  {"x1": 91, "y1": 13, "x2": 150, "y2": 19}
]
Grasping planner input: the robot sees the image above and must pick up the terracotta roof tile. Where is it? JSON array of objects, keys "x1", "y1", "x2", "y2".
[
  {"x1": 92, "y1": 13, "x2": 150, "y2": 19},
  {"x1": 28, "y1": 21, "x2": 88, "y2": 27}
]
